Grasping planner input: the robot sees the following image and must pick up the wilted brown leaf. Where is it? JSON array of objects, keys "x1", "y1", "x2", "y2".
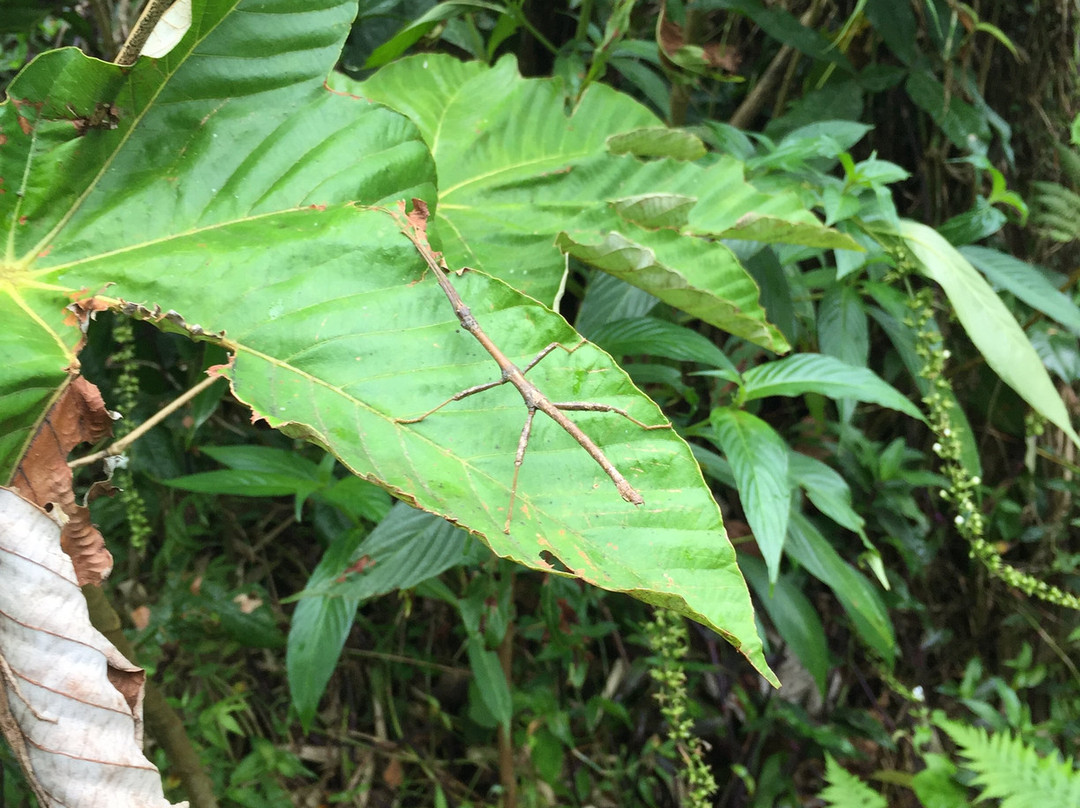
[
  {"x1": 9, "y1": 375, "x2": 115, "y2": 586},
  {"x1": 658, "y1": 18, "x2": 741, "y2": 73}
]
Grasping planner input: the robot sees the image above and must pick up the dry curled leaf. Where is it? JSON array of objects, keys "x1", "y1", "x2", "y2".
[{"x1": 9, "y1": 375, "x2": 115, "y2": 585}]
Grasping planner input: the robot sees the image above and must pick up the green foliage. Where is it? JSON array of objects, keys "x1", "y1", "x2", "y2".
[
  {"x1": 822, "y1": 715, "x2": 1080, "y2": 808},
  {"x1": 937, "y1": 716, "x2": 1080, "y2": 807},
  {"x1": 819, "y1": 754, "x2": 887, "y2": 808},
  {"x1": 1031, "y1": 139, "x2": 1080, "y2": 242},
  {"x1": 645, "y1": 609, "x2": 718, "y2": 807},
  {"x1": 0, "y1": 0, "x2": 778, "y2": 686},
  {"x1": 2, "y1": 1, "x2": 1080, "y2": 805}
]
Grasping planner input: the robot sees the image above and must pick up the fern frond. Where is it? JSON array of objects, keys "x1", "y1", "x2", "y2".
[
  {"x1": 937, "y1": 717, "x2": 1080, "y2": 808},
  {"x1": 1056, "y1": 143, "x2": 1080, "y2": 187},
  {"x1": 818, "y1": 755, "x2": 887, "y2": 808},
  {"x1": 1031, "y1": 181, "x2": 1080, "y2": 241}
]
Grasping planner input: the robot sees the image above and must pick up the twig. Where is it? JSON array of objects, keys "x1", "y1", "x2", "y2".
[
  {"x1": 69, "y1": 373, "x2": 221, "y2": 469},
  {"x1": 391, "y1": 199, "x2": 670, "y2": 532},
  {"x1": 114, "y1": 0, "x2": 172, "y2": 65}
]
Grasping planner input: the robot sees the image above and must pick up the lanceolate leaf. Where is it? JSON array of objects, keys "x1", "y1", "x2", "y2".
[
  {"x1": 738, "y1": 354, "x2": 925, "y2": 421},
  {"x1": 788, "y1": 452, "x2": 865, "y2": 536},
  {"x1": 709, "y1": 407, "x2": 793, "y2": 583},
  {"x1": 898, "y1": 220, "x2": 1080, "y2": 448},
  {"x1": 588, "y1": 317, "x2": 736, "y2": 370},
  {"x1": 288, "y1": 503, "x2": 480, "y2": 729},
  {"x1": 740, "y1": 553, "x2": 829, "y2": 696},
  {"x1": 786, "y1": 513, "x2": 896, "y2": 664},
  {"x1": 0, "y1": 0, "x2": 774, "y2": 688},
  {"x1": 961, "y1": 246, "x2": 1080, "y2": 338}
]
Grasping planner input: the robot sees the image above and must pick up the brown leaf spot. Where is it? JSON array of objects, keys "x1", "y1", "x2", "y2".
[
  {"x1": 405, "y1": 197, "x2": 430, "y2": 237},
  {"x1": 703, "y1": 41, "x2": 741, "y2": 72},
  {"x1": 10, "y1": 376, "x2": 115, "y2": 585}
]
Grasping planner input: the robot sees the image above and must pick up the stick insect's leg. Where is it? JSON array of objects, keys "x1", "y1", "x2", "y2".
[
  {"x1": 504, "y1": 407, "x2": 538, "y2": 534},
  {"x1": 520, "y1": 343, "x2": 563, "y2": 375},
  {"x1": 397, "y1": 341, "x2": 578, "y2": 425},
  {"x1": 551, "y1": 401, "x2": 673, "y2": 431},
  {"x1": 398, "y1": 341, "x2": 561, "y2": 425},
  {"x1": 395, "y1": 375, "x2": 508, "y2": 424}
]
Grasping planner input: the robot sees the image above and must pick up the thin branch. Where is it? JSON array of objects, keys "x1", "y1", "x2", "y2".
[
  {"x1": 69, "y1": 373, "x2": 222, "y2": 469},
  {"x1": 391, "y1": 199, "x2": 670, "y2": 532},
  {"x1": 114, "y1": 0, "x2": 172, "y2": 65}
]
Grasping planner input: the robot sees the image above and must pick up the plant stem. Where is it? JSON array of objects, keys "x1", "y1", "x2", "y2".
[
  {"x1": 69, "y1": 373, "x2": 221, "y2": 469},
  {"x1": 729, "y1": 0, "x2": 826, "y2": 129},
  {"x1": 114, "y1": 0, "x2": 172, "y2": 65},
  {"x1": 87, "y1": 0, "x2": 119, "y2": 54},
  {"x1": 574, "y1": 0, "x2": 594, "y2": 43}
]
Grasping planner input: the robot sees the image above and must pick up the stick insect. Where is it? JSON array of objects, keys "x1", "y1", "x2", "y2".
[{"x1": 392, "y1": 199, "x2": 671, "y2": 533}]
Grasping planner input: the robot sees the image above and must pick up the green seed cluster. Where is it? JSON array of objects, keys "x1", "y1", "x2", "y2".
[
  {"x1": 111, "y1": 317, "x2": 152, "y2": 550},
  {"x1": 645, "y1": 608, "x2": 718, "y2": 807},
  {"x1": 906, "y1": 288, "x2": 1080, "y2": 611}
]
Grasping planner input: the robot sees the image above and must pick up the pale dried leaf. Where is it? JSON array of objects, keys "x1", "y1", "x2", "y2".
[
  {"x1": 0, "y1": 488, "x2": 186, "y2": 808},
  {"x1": 141, "y1": 0, "x2": 193, "y2": 59}
]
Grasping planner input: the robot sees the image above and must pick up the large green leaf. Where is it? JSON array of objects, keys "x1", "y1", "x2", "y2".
[
  {"x1": 0, "y1": 0, "x2": 774, "y2": 683},
  {"x1": 588, "y1": 317, "x2": 735, "y2": 370},
  {"x1": 342, "y1": 54, "x2": 858, "y2": 351},
  {"x1": 898, "y1": 220, "x2": 1080, "y2": 448}
]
